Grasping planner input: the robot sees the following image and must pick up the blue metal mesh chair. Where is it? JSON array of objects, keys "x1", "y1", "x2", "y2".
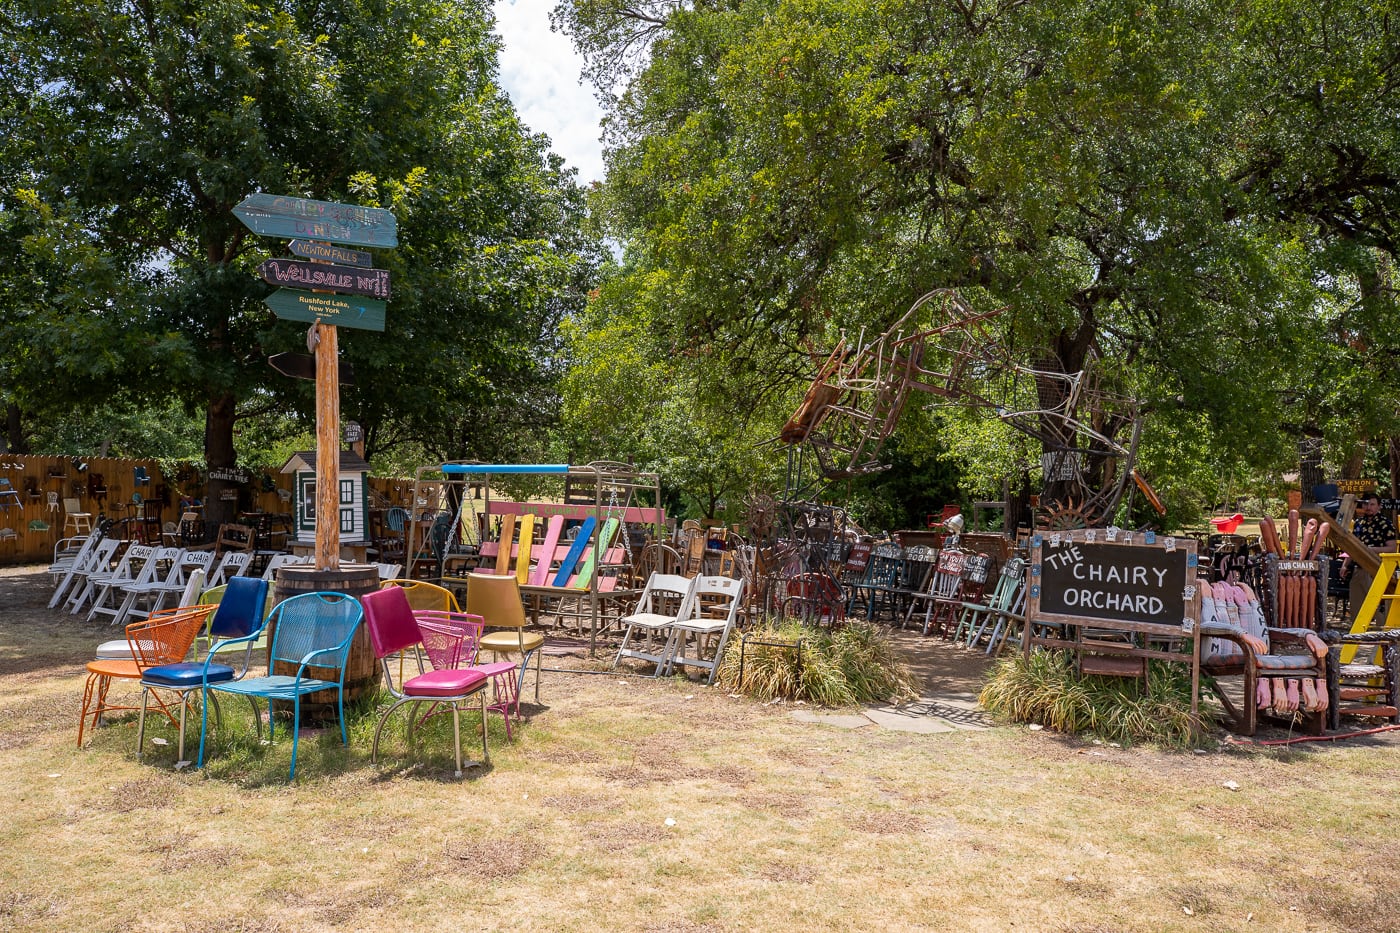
[{"x1": 196, "y1": 591, "x2": 363, "y2": 780}]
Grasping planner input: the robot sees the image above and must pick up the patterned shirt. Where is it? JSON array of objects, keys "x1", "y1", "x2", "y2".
[{"x1": 1353, "y1": 512, "x2": 1395, "y2": 549}]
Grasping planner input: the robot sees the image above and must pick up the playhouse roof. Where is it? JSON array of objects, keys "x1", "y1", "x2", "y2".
[{"x1": 279, "y1": 449, "x2": 372, "y2": 474}]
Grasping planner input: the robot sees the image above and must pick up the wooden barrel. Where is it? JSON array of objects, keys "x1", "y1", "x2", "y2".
[{"x1": 271, "y1": 564, "x2": 381, "y2": 719}]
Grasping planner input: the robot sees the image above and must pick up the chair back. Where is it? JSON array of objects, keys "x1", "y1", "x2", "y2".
[
  {"x1": 267, "y1": 592, "x2": 364, "y2": 672},
  {"x1": 199, "y1": 584, "x2": 228, "y2": 606},
  {"x1": 464, "y1": 571, "x2": 527, "y2": 630},
  {"x1": 929, "y1": 548, "x2": 968, "y2": 598},
  {"x1": 382, "y1": 578, "x2": 460, "y2": 611},
  {"x1": 686, "y1": 574, "x2": 745, "y2": 623},
  {"x1": 177, "y1": 568, "x2": 206, "y2": 608},
  {"x1": 362, "y1": 586, "x2": 422, "y2": 660},
  {"x1": 209, "y1": 576, "x2": 270, "y2": 639},
  {"x1": 636, "y1": 572, "x2": 695, "y2": 617},
  {"x1": 125, "y1": 605, "x2": 215, "y2": 666},
  {"x1": 900, "y1": 545, "x2": 939, "y2": 592},
  {"x1": 209, "y1": 549, "x2": 252, "y2": 586},
  {"x1": 63, "y1": 497, "x2": 84, "y2": 516},
  {"x1": 414, "y1": 611, "x2": 486, "y2": 668},
  {"x1": 866, "y1": 545, "x2": 904, "y2": 588}
]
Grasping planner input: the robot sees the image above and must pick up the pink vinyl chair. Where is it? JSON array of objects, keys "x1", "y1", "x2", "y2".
[{"x1": 361, "y1": 587, "x2": 515, "y2": 777}]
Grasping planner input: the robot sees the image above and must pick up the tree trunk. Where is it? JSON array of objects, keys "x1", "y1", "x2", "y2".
[
  {"x1": 1299, "y1": 435, "x2": 1325, "y2": 503},
  {"x1": 4, "y1": 403, "x2": 30, "y2": 454},
  {"x1": 204, "y1": 391, "x2": 239, "y2": 529}
]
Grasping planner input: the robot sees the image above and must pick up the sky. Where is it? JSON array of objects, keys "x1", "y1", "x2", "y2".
[{"x1": 493, "y1": 0, "x2": 608, "y2": 186}]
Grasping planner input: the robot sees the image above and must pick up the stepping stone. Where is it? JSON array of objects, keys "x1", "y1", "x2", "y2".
[{"x1": 789, "y1": 710, "x2": 873, "y2": 730}]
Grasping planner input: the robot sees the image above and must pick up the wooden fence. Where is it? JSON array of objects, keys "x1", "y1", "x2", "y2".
[{"x1": 0, "y1": 454, "x2": 415, "y2": 566}]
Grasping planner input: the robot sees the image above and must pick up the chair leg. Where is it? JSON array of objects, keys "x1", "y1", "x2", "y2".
[
  {"x1": 451, "y1": 703, "x2": 463, "y2": 778},
  {"x1": 137, "y1": 687, "x2": 150, "y2": 760}
]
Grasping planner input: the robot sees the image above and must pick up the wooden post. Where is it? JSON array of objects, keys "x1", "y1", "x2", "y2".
[{"x1": 314, "y1": 322, "x2": 341, "y2": 571}]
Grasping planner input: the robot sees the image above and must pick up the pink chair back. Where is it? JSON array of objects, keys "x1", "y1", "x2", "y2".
[{"x1": 362, "y1": 585, "x2": 421, "y2": 660}]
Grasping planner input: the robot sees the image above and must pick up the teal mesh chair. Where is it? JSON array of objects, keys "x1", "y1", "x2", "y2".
[{"x1": 196, "y1": 591, "x2": 363, "y2": 780}]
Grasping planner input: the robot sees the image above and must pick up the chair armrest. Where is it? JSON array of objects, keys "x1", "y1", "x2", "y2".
[
  {"x1": 1200, "y1": 622, "x2": 1270, "y2": 657},
  {"x1": 1267, "y1": 628, "x2": 1331, "y2": 659}
]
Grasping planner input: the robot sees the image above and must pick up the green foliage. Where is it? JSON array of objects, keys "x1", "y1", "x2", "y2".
[
  {"x1": 3, "y1": 1, "x2": 597, "y2": 492},
  {"x1": 979, "y1": 650, "x2": 1214, "y2": 749},
  {"x1": 558, "y1": 0, "x2": 1400, "y2": 519},
  {"x1": 715, "y1": 619, "x2": 918, "y2": 707}
]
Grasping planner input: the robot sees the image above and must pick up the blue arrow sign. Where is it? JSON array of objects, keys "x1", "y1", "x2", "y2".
[
  {"x1": 264, "y1": 288, "x2": 386, "y2": 332},
  {"x1": 233, "y1": 194, "x2": 397, "y2": 248}
]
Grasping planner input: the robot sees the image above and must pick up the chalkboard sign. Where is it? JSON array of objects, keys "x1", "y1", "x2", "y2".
[{"x1": 1028, "y1": 530, "x2": 1199, "y2": 630}]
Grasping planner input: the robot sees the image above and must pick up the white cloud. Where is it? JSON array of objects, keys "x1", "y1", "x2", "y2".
[{"x1": 493, "y1": 0, "x2": 606, "y2": 185}]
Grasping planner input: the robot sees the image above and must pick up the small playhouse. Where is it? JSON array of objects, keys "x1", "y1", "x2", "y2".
[{"x1": 280, "y1": 449, "x2": 371, "y2": 548}]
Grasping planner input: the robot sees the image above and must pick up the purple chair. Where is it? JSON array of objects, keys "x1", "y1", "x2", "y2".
[{"x1": 362, "y1": 586, "x2": 490, "y2": 777}]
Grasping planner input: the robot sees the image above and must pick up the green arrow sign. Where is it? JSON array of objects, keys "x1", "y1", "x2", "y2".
[
  {"x1": 264, "y1": 288, "x2": 386, "y2": 332},
  {"x1": 233, "y1": 194, "x2": 397, "y2": 248}
]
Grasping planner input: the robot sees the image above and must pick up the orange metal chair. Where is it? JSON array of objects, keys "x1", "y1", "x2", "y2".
[{"x1": 78, "y1": 605, "x2": 214, "y2": 747}]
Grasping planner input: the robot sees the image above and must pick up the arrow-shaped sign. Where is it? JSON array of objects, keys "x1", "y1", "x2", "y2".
[
  {"x1": 257, "y1": 259, "x2": 390, "y2": 300},
  {"x1": 233, "y1": 194, "x2": 397, "y2": 248},
  {"x1": 264, "y1": 288, "x2": 386, "y2": 332},
  {"x1": 268, "y1": 352, "x2": 356, "y2": 385},
  {"x1": 289, "y1": 240, "x2": 373, "y2": 267}
]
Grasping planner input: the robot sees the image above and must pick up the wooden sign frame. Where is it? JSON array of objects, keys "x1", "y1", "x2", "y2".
[{"x1": 1025, "y1": 528, "x2": 1203, "y2": 716}]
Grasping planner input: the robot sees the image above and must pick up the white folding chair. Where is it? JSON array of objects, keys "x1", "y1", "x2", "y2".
[
  {"x1": 613, "y1": 573, "x2": 697, "y2": 675},
  {"x1": 87, "y1": 545, "x2": 161, "y2": 623},
  {"x1": 207, "y1": 550, "x2": 252, "y2": 587},
  {"x1": 67, "y1": 540, "x2": 139, "y2": 614},
  {"x1": 661, "y1": 575, "x2": 745, "y2": 685}
]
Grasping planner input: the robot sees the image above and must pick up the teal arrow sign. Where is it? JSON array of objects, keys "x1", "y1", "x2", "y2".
[
  {"x1": 233, "y1": 194, "x2": 397, "y2": 248},
  {"x1": 264, "y1": 288, "x2": 386, "y2": 332}
]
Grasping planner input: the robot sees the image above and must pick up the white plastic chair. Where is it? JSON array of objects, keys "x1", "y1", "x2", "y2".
[
  {"x1": 53, "y1": 537, "x2": 118, "y2": 610},
  {"x1": 613, "y1": 573, "x2": 697, "y2": 675},
  {"x1": 661, "y1": 575, "x2": 745, "y2": 685}
]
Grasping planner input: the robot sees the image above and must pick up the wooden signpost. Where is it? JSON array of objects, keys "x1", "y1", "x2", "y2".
[
  {"x1": 257, "y1": 259, "x2": 390, "y2": 299},
  {"x1": 1026, "y1": 528, "x2": 1202, "y2": 717},
  {"x1": 235, "y1": 193, "x2": 396, "y2": 570}
]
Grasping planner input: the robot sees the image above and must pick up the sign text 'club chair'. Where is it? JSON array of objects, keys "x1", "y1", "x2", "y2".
[
  {"x1": 136, "y1": 576, "x2": 270, "y2": 766},
  {"x1": 197, "y1": 591, "x2": 363, "y2": 781},
  {"x1": 362, "y1": 586, "x2": 496, "y2": 777}
]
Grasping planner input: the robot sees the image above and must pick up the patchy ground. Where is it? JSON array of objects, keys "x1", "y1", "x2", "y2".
[{"x1": 3, "y1": 563, "x2": 1399, "y2": 932}]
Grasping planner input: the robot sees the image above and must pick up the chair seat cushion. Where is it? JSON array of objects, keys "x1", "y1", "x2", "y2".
[
  {"x1": 94, "y1": 639, "x2": 135, "y2": 660},
  {"x1": 141, "y1": 662, "x2": 236, "y2": 688},
  {"x1": 404, "y1": 668, "x2": 488, "y2": 697},
  {"x1": 86, "y1": 659, "x2": 141, "y2": 678},
  {"x1": 1255, "y1": 654, "x2": 1321, "y2": 672},
  {"x1": 479, "y1": 631, "x2": 545, "y2": 653},
  {"x1": 619, "y1": 612, "x2": 676, "y2": 629}
]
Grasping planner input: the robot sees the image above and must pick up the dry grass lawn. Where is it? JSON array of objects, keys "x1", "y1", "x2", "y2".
[{"x1": 3, "y1": 564, "x2": 1399, "y2": 932}]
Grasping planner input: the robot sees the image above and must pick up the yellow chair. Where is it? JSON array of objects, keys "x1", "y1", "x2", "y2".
[
  {"x1": 381, "y1": 578, "x2": 460, "y2": 612},
  {"x1": 465, "y1": 572, "x2": 544, "y2": 704}
]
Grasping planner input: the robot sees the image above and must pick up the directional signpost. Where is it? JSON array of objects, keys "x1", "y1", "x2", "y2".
[
  {"x1": 289, "y1": 239, "x2": 373, "y2": 267},
  {"x1": 235, "y1": 193, "x2": 396, "y2": 570},
  {"x1": 232, "y1": 194, "x2": 397, "y2": 248},
  {"x1": 268, "y1": 352, "x2": 355, "y2": 386},
  {"x1": 258, "y1": 259, "x2": 390, "y2": 299}
]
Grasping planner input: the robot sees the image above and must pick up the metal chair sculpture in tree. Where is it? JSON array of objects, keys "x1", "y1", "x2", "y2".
[{"x1": 196, "y1": 591, "x2": 363, "y2": 780}]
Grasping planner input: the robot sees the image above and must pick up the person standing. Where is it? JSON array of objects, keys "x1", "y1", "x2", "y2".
[{"x1": 1346, "y1": 492, "x2": 1397, "y2": 626}]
